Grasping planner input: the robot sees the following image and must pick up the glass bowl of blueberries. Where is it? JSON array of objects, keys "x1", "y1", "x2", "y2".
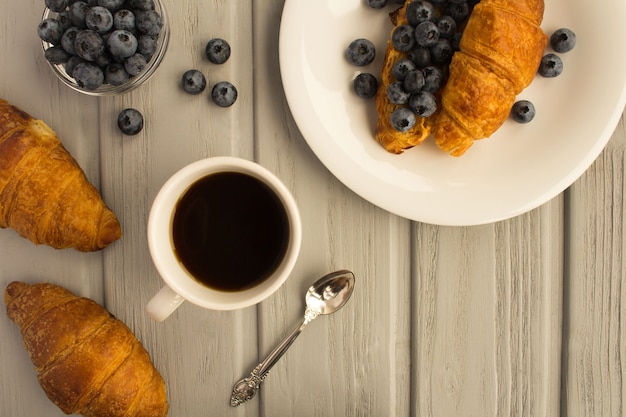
[{"x1": 39, "y1": 0, "x2": 169, "y2": 95}]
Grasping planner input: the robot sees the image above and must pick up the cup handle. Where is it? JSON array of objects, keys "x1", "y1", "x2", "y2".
[{"x1": 146, "y1": 285, "x2": 185, "y2": 322}]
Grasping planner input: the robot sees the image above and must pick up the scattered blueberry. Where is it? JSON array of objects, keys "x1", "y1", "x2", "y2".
[
  {"x1": 387, "y1": 81, "x2": 410, "y2": 104},
  {"x1": 205, "y1": 38, "x2": 231, "y2": 64},
  {"x1": 422, "y1": 66, "x2": 445, "y2": 93},
  {"x1": 211, "y1": 81, "x2": 238, "y2": 107},
  {"x1": 392, "y1": 25, "x2": 416, "y2": 52},
  {"x1": 346, "y1": 38, "x2": 376, "y2": 66},
  {"x1": 38, "y1": 18, "x2": 64, "y2": 44},
  {"x1": 403, "y1": 69, "x2": 425, "y2": 93},
  {"x1": 107, "y1": 29, "x2": 138, "y2": 59},
  {"x1": 409, "y1": 91, "x2": 437, "y2": 117},
  {"x1": 117, "y1": 108, "x2": 144, "y2": 135},
  {"x1": 390, "y1": 107, "x2": 416, "y2": 132},
  {"x1": 406, "y1": 1, "x2": 436, "y2": 26},
  {"x1": 104, "y1": 63, "x2": 130, "y2": 85},
  {"x1": 538, "y1": 53, "x2": 563, "y2": 77},
  {"x1": 366, "y1": 0, "x2": 388, "y2": 9},
  {"x1": 135, "y1": 9, "x2": 162, "y2": 36},
  {"x1": 85, "y1": 6, "x2": 113, "y2": 33},
  {"x1": 414, "y1": 21, "x2": 440, "y2": 47},
  {"x1": 44, "y1": 45, "x2": 71, "y2": 64},
  {"x1": 181, "y1": 69, "x2": 207, "y2": 95},
  {"x1": 510, "y1": 100, "x2": 535, "y2": 123},
  {"x1": 124, "y1": 53, "x2": 147, "y2": 75},
  {"x1": 391, "y1": 58, "x2": 416, "y2": 81},
  {"x1": 45, "y1": 0, "x2": 70, "y2": 12},
  {"x1": 72, "y1": 61, "x2": 104, "y2": 89},
  {"x1": 74, "y1": 29, "x2": 105, "y2": 61},
  {"x1": 113, "y1": 9, "x2": 136, "y2": 31},
  {"x1": 550, "y1": 28, "x2": 576, "y2": 53},
  {"x1": 353, "y1": 73, "x2": 378, "y2": 98}
]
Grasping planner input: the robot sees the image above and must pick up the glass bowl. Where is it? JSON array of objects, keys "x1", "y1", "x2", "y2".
[{"x1": 41, "y1": 0, "x2": 169, "y2": 96}]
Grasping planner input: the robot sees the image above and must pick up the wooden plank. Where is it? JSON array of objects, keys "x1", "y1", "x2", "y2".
[
  {"x1": 563, "y1": 112, "x2": 625, "y2": 417},
  {"x1": 412, "y1": 197, "x2": 564, "y2": 417}
]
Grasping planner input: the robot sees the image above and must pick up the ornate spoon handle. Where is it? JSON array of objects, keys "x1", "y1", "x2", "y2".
[{"x1": 230, "y1": 307, "x2": 320, "y2": 406}]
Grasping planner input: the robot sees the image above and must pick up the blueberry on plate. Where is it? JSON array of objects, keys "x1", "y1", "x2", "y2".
[
  {"x1": 550, "y1": 28, "x2": 576, "y2": 53},
  {"x1": 409, "y1": 91, "x2": 437, "y2": 117},
  {"x1": 510, "y1": 100, "x2": 535, "y2": 123},
  {"x1": 73, "y1": 62, "x2": 104, "y2": 90},
  {"x1": 390, "y1": 107, "x2": 416, "y2": 132},
  {"x1": 205, "y1": 38, "x2": 231, "y2": 64},
  {"x1": 181, "y1": 69, "x2": 207, "y2": 95},
  {"x1": 346, "y1": 38, "x2": 376, "y2": 66},
  {"x1": 117, "y1": 108, "x2": 144, "y2": 135},
  {"x1": 211, "y1": 81, "x2": 238, "y2": 107},
  {"x1": 353, "y1": 73, "x2": 378, "y2": 99},
  {"x1": 538, "y1": 53, "x2": 563, "y2": 77}
]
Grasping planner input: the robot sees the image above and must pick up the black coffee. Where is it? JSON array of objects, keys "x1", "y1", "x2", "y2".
[{"x1": 172, "y1": 172, "x2": 289, "y2": 291}]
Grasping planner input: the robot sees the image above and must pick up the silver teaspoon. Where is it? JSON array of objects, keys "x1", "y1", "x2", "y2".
[{"x1": 230, "y1": 269, "x2": 356, "y2": 407}]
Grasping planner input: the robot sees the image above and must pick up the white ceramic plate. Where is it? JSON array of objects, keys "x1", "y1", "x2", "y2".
[{"x1": 279, "y1": 0, "x2": 626, "y2": 225}]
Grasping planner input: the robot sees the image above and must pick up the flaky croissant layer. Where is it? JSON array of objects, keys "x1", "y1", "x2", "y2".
[
  {"x1": 0, "y1": 99, "x2": 121, "y2": 251},
  {"x1": 5, "y1": 281, "x2": 169, "y2": 417}
]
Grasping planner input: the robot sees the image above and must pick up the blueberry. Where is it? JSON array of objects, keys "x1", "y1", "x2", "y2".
[
  {"x1": 550, "y1": 28, "x2": 576, "y2": 53},
  {"x1": 104, "y1": 63, "x2": 130, "y2": 85},
  {"x1": 61, "y1": 26, "x2": 80, "y2": 54},
  {"x1": 538, "y1": 53, "x2": 563, "y2": 77},
  {"x1": 117, "y1": 108, "x2": 144, "y2": 135},
  {"x1": 113, "y1": 9, "x2": 136, "y2": 31},
  {"x1": 72, "y1": 62, "x2": 104, "y2": 89},
  {"x1": 422, "y1": 66, "x2": 445, "y2": 93},
  {"x1": 68, "y1": 1, "x2": 90, "y2": 28},
  {"x1": 406, "y1": 1, "x2": 436, "y2": 26},
  {"x1": 45, "y1": 45, "x2": 71, "y2": 64},
  {"x1": 124, "y1": 53, "x2": 147, "y2": 75},
  {"x1": 128, "y1": 0, "x2": 155, "y2": 11},
  {"x1": 414, "y1": 21, "x2": 440, "y2": 48},
  {"x1": 346, "y1": 38, "x2": 376, "y2": 66},
  {"x1": 390, "y1": 108, "x2": 416, "y2": 132},
  {"x1": 429, "y1": 0, "x2": 446, "y2": 6},
  {"x1": 137, "y1": 34, "x2": 157, "y2": 57},
  {"x1": 510, "y1": 100, "x2": 535, "y2": 123},
  {"x1": 38, "y1": 18, "x2": 64, "y2": 44},
  {"x1": 387, "y1": 81, "x2": 410, "y2": 104},
  {"x1": 391, "y1": 25, "x2": 415, "y2": 52},
  {"x1": 74, "y1": 30, "x2": 105, "y2": 61},
  {"x1": 97, "y1": 0, "x2": 125, "y2": 12},
  {"x1": 451, "y1": 32, "x2": 462, "y2": 51},
  {"x1": 403, "y1": 69, "x2": 425, "y2": 93},
  {"x1": 409, "y1": 91, "x2": 437, "y2": 117},
  {"x1": 430, "y1": 38, "x2": 453, "y2": 64},
  {"x1": 45, "y1": 0, "x2": 70, "y2": 12},
  {"x1": 107, "y1": 29, "x2": 138, "y2": 59},
  {"x1": 391, "y1": 58, "x2": 416, "y2": 81},
  {"x1": 436, "y1": 15, "x2": 457, "y2": 39},
  {"x1": 65, "y1": 55, "x2": 85, "y2": 76},
  {"x1": 408, "y1": 46, "x2": 431, "y2": 68},
  {"x1": 446, "y1": 1, "x2": 470, "y2": 22},
  {"x1": 181, "y1": 69, "x2": 207, "y2": 95},
  {"x1": 353, "y1": 73, "x2": 378, "y2": 98},
  {"x1": 56, "y1": 11, "x2": 73, "y2": 34},
  {"x1": 205, "y1": 38, "x2": 231, "y2": 64},
  {"x1": 211, "y1": 81, "x2": 238, "y2": 107},
  {"x1": 135, "y1": 10, "x2": 162, "y2": 36},
  {"x1": 86, "y1": 6, "x2": 114, "y2": 34},
  {"x1": 366, "y1": 0, "x2": 388, "y2": 9},
  {"x1": 94, "y1": 52, "x2": 112, "y2": 69}
]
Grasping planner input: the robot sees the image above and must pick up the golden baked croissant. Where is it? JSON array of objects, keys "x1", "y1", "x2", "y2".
[
  {"x1": 0, "y1": 99, "x2": 121, "y2": 251},
  {"x1": 375, "y1": 0, "x2": 547, "y2": 156},
  {"x1": 5, "y1": 281, "x2": 168, "y2": 417},
  {"x1": 434, "y1": 0, "x2": 547, "y2": 155}
]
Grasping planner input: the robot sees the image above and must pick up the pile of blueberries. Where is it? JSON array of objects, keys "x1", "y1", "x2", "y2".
[
  {"x1": 349, "y1": 0, "x2": 480, "y2": 132},
  {"x1": 38, "y1": 0, "x2": 164, "y2": 91}
]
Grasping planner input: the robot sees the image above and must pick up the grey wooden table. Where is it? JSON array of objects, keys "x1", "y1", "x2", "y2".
[{"x1": 1, "y1": 0, "x2": 624, "y2": 416}]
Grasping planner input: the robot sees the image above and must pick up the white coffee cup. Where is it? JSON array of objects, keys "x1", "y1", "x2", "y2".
[{"x1": 145, "y1": 156, "x2": 302, "y2": 321}]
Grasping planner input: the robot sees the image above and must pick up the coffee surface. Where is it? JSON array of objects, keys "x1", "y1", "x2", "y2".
[{"x1": 172, "y1": 172, "x2": 289, "y2": 291}]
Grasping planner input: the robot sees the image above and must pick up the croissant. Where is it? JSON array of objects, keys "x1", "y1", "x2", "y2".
[
  {"x1": 374, "y1": 0, "x2": 547, "y2": 156},
  {"x1": 0, "y1": 99, "x2": 121, "y2": 251},
  {"x1": 5, "y1": 281, "x2": 168, "y2": 417},
  {"x1": 434, "y1": 0, "x2": 547, "y2": 155}
]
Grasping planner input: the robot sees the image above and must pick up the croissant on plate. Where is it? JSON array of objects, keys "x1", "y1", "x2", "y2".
[
  {"x1": 375, "y1": 0, "x2": 548, "y2": 156},
  {"x1": 0, "y1": 99, "x2": 121, "y2": 251},
  {"x1": 5, "y1": 281, "x2": 168, "y2": 417}
]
